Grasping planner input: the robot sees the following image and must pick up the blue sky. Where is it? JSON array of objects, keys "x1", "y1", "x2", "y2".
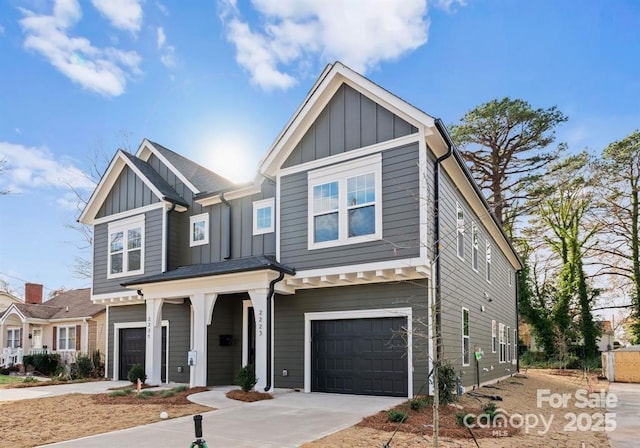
[{"x1": 0, "y1": 0, "x2": 639, "y2": 299}]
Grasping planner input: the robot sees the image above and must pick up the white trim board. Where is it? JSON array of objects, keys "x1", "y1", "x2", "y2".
[
  {"x1": 303, "y1": 307, "x2": 413, "y2": 398},
  {"x1": 113, "y1": 320, "x2": 169, "y2": 383}
]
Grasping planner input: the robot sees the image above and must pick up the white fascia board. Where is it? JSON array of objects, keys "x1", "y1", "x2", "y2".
[
  {"x1": 137, "y1": 139, "x2": 200, "y2": 194},
  {"x1": 294, "y1": 257, "x2": 431, "y2": 280},
  {"x1": 195, "y1": 184, "x2": 262, "y2": 207},
  {"x1": 259, "y1": 61, "x2": 436, "y2": 178},
  {"x1": 0, "y1": 304, "x2": 26, "y2": 324}
]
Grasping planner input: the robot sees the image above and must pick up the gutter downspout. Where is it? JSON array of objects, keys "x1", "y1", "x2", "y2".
[
  {"x1": 164, "y1": 202, "x2": 176, "y2": 272},
  {"x1": 264, "y1": 271, "x2": 285, "y2": 392},
  {"x1": 433, "y1": 118, "x2": 454, "y2": 363},
  {"x1": 220, "y1": 193, "x2": 232, "y2": 260}
]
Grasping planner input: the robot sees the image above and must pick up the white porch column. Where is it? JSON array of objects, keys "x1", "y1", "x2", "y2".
[
  {"x1": 248, "y1": 289, "x2": 269, "y2": 391},
  {"x1": 189, "y1": 293, "x2": 217, "y2": 388},
  {"x1": 22, "y1": 322, "x2": 29, "y2": 352},
  {"x1": 0, "y1": 322, "x2": 5, "y2": 350},
  {"x1": 145, "y1": 298, "x2": 164, "y2": 385}
]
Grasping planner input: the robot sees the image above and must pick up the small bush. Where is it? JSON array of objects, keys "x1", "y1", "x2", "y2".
[
  {"x1": 172, "y1": 385, "x2": 188, "y2": 393},
  {"x1": 22, "y1": 376, "x2": 38, "y2": 384},
  {"x1": 22, "y1": 353, "x2": 60, "y2": 376},
  {"x1": 409, "y1": 397, "x2": 430, "y2": 411},
  {"x1": 234, "y1": 364, "x2": 257, "y2": 392},
  {"x1": 108, "y1": 389, "x2": 132, "y2": 397},
  {"x1": 161, "y1": 390, "x2": 176, "y2": 398},
  {"x1": 139, "y1": 390, "x2": 156, "y2": 398},
  {"x1": 7, "y1": 363, "x2": 19, "y2": 373},
  {"x1": 75, "y1": 354, "x2": 93, "y2": 378},
  {"x1": 438, "y1": 361, "x2": 457, "y2": 405},
  {"x1": 387, "y1": 410, "x2": 409, "y2": 423},
  {"x1": 127, "y1": 364, "x2": 147, "y2": 385},
  {"x1": 0, "y1": 368, "x2": 10, "y2": 375},
  {"x1": 456, "y1": 412, "x2": 475, "y2": 427}
]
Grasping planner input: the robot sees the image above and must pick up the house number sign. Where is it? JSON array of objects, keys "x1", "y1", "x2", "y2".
[{"x1": 258, "y1": 309, "x2": 263, "y2": 337}]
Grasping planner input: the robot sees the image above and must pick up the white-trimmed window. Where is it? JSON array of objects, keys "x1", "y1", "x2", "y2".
[
  {"x1": 486, "y1": 240, "x2": 492, "y2": 283},
  {"x1": 491, "y1": 320, "x2": 497, "y2": 353},
  {"x1": 57, "y1": 326, "x2": 77, "y2": 351},
  {"x1": 190, "y1": 213, "x2": 209, "y2": 246},
  {"x1": 7, "y1": 328, "x2": 20, "y2": 349},
  {"x1": 307, "y1": 154, "x2": 382, "y2": 250},
  {"x1": 514, "y1": 328, "x2": 518, "y2": 360},
  {"x1": 507, "y1": 326, "x2": 512, "y2": 362},
  {"x1": 108, "y1": 215, "x2": 144, "y2": 278},
  {"x1": 456, "y1": 203, "x2": 465, "y2": 259},
  {"x1": 253, "y1": 198, "x2": 275, "y2": 235},
  {"x1": 462, "y1": 308, "x2": 470, "y2": 366},
  {"x1": 508, "y1": 268, "x2": 513, "y2": 286},
  {"x1": 471, "y1": 222, "x2": 479, "y2": 271},
  {"x1": 499, "y1": 323, "x2": 506, "y2": 363}
]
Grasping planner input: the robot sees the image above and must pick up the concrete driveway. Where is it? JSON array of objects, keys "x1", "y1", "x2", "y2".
[
  {"x1": 0, "y1": 380, "x2": 132, "y2": 402},
  {"x1": 40, "y1": 386, "x2": 405, "y2": 447},
  {"x1": 608, "y1": 382, "x2": 640, "y2": 448}
]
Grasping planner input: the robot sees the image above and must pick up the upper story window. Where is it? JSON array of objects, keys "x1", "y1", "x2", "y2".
[
  {"x1": 456, "y1": 203, "x2": 465, "y2": 259},
  {"x1": 307, "y1": 154, "x2": 382, "y2": 250},
  {"x1": 253, "y1": 198, "x2": 275, "y2": 235},
  {"x1": 57, "y1": 325, "x2": 77, "y2": 351},
  {"x1": 471, "y1": 221, "x2": 479, "y2": 271},
  {"x1": 108, "y1": 215, "x2": 144, "y2": 279},
  {"x1": 486, "y1": 240, "x2": 492, "y2": 283},
  {"x1": 190, "y1": 213, "x2": 209, "y2": 247}
]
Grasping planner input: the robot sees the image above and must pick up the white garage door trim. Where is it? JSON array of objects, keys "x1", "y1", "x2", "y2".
[{"x1": 304, "y1": 307, "x2": 413, "y2": 397}]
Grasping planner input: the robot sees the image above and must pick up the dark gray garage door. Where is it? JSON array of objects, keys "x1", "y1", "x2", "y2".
[
  {"x1": 312, "y1": 317, "x2": 407, "y2": 397},
  {"x1": 119, "y1": 327, "x2": 167, "y2": 382}
]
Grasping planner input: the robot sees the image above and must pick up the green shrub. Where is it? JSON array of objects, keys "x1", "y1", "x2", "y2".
[
  {"x1": 387, "y1": 410, "x2": 409, "y2": 423},
  {"x1": 234, "y1": 364, "x2": 257, "y2": 392},
  {"x1": 0, "y1": 367, "x2": 11, "y2": 375},
  {"x1": 108, "y1": 389, "x2": 132, "y2": 397},
  {"x1": 22, "y1": 353, "x2": 60, "y2": 376},
  {"x1": 409, "y1": 397, "x2": 430, "y2": 411},
  {"x1": 161, "y1": 390, "x2": 176, "y2": 398},
  {"x1": 139, "y1": 390, "x2": 156, "y2": 398},
  {"x1": 172, "y1": 385, "x2": 188, "y2": 393},
  {"x1": 127, "y1": 364, "x2": 147, "y2": 385},
  {"x1": 456, "y1": 412, "x2": 475, "y2": 427},
  {"x1": 438, "y1": 361, "x2": 457, "y2": 405},
  {"x1": 22, "y1": 376, "x2": 38, "y2": 384},
  {"x1": 75, "y1": 353, "x2": 93, "y2": 378}
]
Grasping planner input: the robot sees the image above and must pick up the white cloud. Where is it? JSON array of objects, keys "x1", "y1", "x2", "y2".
[
  {"x1": 0, "y1": 24, "x2": 5, "y2": 34},
  {"x1": 157, "y1": 26, "x2": 176, "y2": 68},
  {"x1": 432, "y1": 0, "x2": 467, "y2": 12},
  {"x1": 219, "y1": 0, "x2": 435, "y2": 90},
  {"x1": 91, "y1": 0, "x2": 143, "y2": 34},
  {"x1": 0, "y1": 142, "x2": 96, "y2": 197},
  {"x1": 19, "y1": 0, "x2": 141, "y2": 97},
  {"x1": 156, "y1": 1, "x2": 169, "y2": 16}
]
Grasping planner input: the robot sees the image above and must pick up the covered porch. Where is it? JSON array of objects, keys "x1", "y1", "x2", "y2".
[
  {"x1": 0, "y1": 307, "x2": 51, "y2": 367},
  {"x1": 121, "y1": 256, "x2": 295, "y2": 389}
]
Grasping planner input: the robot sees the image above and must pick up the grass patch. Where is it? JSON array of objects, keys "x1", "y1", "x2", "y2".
[
  {"x1": 0, "y1": 374, "x2": 25, "y2": 386},
  {"x1": 108, "y1": 389, "x2": 132, "y2": 397},
  {"x1": 172, "y1": 385, "x2": 188, "y2": 393}
]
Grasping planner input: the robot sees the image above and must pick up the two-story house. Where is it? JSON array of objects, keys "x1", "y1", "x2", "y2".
[{"x1": 79, "y1": 62, "x2": 521, "y2": 397}]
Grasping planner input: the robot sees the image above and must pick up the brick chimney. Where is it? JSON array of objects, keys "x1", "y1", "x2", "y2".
[{"x1": 25, "y1": 283, "x2": 43, "y2": 304}]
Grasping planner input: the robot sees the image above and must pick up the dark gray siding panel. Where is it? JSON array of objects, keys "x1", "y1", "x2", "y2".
[
  {"x1": 93, "y1": 208, "x2": 164, "y2": 295},
  {"x1": 280, "y1": 143, "x2": 421, "y2": 270},
  {"x1": 207, "y1": 295, "x2": 243, "y2": 386},
  {"x1": 97, "y1": 166, "x2": 159, "y2": 218},
  {"x1": 437, "y1": 170, "x2": 517, "y2": 387},
  {"x1": 283, "y1": 84, "x2": 418, "y2": 168},
  {"x1": 107, "y1": 301, "x2": 190, "y2": 384},
  {"x1": 273, "y1": 281, "x2": 429, "y2": 395}
]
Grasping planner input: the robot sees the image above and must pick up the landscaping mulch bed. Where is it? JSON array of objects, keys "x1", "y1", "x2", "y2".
[
  {"x1": 226, "y1": 389, "x2": 273, "y2": 402},
  {"x1": 93, "y1": 386, "x2": 209, "y2": 405},
  {"x1": 357, "y1": 399, "x2": 518, "y2": 440}
]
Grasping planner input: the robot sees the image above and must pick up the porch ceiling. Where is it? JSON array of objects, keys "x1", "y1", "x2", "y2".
[{"x1": 286, "y1": 264, "x2": 430, "y2": 290}]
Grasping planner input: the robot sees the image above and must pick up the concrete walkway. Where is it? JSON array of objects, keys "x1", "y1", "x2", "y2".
[
  {"x1": 40, "y1": 386, "x2": 405, "y2": 447},
  {"x1": 608, "y1": 382, "x2": 640, "y2": 448},
  {"x1": 0, "y1": 380, "x2": 133, "y2": 401}
]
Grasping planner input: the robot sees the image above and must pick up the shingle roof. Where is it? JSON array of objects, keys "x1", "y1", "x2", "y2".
[
  {"x1": 122, "y1": 255, "x2": 295, "y2": 286},
  {"x1": 14, "y1": 288, "x2": 104, "y2": 320},
  {"x1": 119, "y1": 151, "x2": 189, "y2": 207},
  {"x1": 148, "y1": 141, "x2": 236, "y2": 194}
]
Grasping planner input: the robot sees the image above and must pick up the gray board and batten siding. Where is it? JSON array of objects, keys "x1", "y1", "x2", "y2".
[
  {"x1": 107, "y1": 301, "x2": 191, "y2": 384},
  {"x1": 273, "y1": 281, "x2": 430, "y2": 395},
  {"x1": 93, "y1": 207, "x2": 164, "y2": 295},
  {"x1": 96, "y1": 165, "x2": 160, "y2": 218},
  {"x1": 436, "y1": 168, "x2": 517, "y2": 387},
  {"x1": 280, "y1": 142, "x2": 421, "y2": 270},
  {"x1": 282, "y1": 83, "x2": 418, "y2": 168}
]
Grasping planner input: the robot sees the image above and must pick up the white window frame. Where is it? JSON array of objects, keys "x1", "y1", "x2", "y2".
[
  {"x1": 456, "y1": 203, "x2": 465, "y2": 260},
  {"x1": 471, "y1": 222, "x2": 479, "y2": 271},
  {"x1": 486, "y1": 240, "x2": 492, "y2": 283},
  {"x1": 508, "y1": 268, "x2": 513, "y2": 286},
  {"x1": 7, "y1": 328, "x2": 20, "y2": 349},
  {"x1": 307, "y1": 154, "x2": 382, "y2": 250},
  {"x1": 514, "y1": 328, "x2": 518, "y2": 361},
  {"x1": 189, "y1": 213, "x2": 210, "y2": 247},
  {"x1": 107, "y1": 215, "x2": 145, "y2": 279},
  {"x1": 499, "y1": 323, "x2": 506, "y2": 363},
  {"x1": 491, "y1": 319, "x2": 497, "y2": 353},
  {"x1": 507, "y1": 326, "x2": 511, "y2": 362},
  {"x1": 462, "y1": 307, "x2": 470, "y2": 366},
  {"x1": 57, "y1": 325, "x2": 77, "y2": 352},
  {"x1": 253, "y1": 198, "x2": 275, "y2": 235}
]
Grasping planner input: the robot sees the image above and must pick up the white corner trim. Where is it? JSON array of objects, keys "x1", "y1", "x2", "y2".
[
  {"x1": 303, "y1": 307, "x2": 413, "y2": 398},
  {"x1": 113, "y1": 320, "x2": 169, "y2": 382},
  {"x1": 242, "y1": 300, "x2": 252, "y2": 367}
]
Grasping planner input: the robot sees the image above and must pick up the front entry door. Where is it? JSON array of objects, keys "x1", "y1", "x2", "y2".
[
  {"x1": 31, "y1": 328, "x2": 42, "y2": 349},
  {"x1": 119, "y1": 327, "x2": 167, "y2": 381}
]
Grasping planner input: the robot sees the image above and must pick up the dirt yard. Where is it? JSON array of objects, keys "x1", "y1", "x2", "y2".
[
  {"x1": 0, "y1": 387, "x2": 212, "y2": 448},
  {"x1": 305, "y1": 369, "x2": 611, "y2": 447},
  {"x1": 0, "y1": 370, "x2": 613, "y2": 448}
]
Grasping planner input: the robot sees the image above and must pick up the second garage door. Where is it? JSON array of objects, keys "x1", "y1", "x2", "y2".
[{"x1": 311, "y1": 317, "x2": 408, "y2": 397}]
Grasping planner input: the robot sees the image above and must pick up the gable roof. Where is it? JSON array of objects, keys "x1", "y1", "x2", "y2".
[
  {"x1": 0, "y1": 288, "x2": 104, "y2": 323},
  {"x1": 138, "y1": 140, "x2": 235, "y2": 194},
  {"x1": 79, "y1": 149, "x2": 188, "y2": 224}
]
